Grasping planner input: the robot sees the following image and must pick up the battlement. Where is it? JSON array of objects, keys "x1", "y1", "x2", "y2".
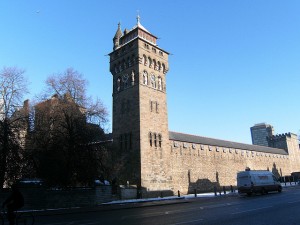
[{"x1": 268, "y1": 132, "x2": 297, "y2": 141}]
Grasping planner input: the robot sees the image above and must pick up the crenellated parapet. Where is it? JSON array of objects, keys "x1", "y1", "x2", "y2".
[{"x1": 267, "y1": 132, "x2": 298, "y2": 152}]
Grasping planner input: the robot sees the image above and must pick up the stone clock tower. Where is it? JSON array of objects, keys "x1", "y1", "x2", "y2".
[{"x1": 109, "y1": 17, "x2": 171, "y2": 194}]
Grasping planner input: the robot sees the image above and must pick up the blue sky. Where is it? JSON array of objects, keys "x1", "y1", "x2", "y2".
[{"x1": 1, "y1": 0, "x2": 299, "y2": 144}]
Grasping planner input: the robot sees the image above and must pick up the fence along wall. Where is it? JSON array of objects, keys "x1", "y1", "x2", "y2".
[{"x1": 168, "y1": 131, "x2": 293, "y2": 194}]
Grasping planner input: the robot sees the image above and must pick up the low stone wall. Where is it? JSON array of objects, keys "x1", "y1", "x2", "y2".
[{"x1": 0, "y1": 185, "x2": 113, "y2": 210}]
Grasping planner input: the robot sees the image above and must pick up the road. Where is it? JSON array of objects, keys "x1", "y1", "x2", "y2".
[{"x1": 35, "y1": 186, "x2": 300, "y2": 225}]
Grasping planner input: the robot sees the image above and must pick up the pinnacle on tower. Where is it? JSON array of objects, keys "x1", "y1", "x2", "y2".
[{"x1": 113, "y1": 22, "x2": 122, "y2": 50}]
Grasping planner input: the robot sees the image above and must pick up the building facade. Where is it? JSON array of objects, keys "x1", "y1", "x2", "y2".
[
  {"x1": 109, "y1": 18, "x2": 300, "y2": 195},
  {"x1": 250, "y1": 123, "x2": 274, "y2": 146}
]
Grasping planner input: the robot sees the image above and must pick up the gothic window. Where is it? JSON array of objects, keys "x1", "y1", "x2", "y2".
[
  {"x1": 117, "y1": 77, "x2": 121, "y2": 92},
  {"x1": 158, "y1": 134, "x2": 162, "y2": 148},
  {"x1": 131, "y1": 55, "x2": 135, "y2": 65},
  {"x1": 119, "y1": 63, "x2": 122, "y2": 72},
  {"x1": 152, "y1": 47, "x2": 156, "y2": 53},
  {"x1": 143, "y1": 55, "x2": 147, "y2": 66},
  {"x1": 162, "y1": 63, "x2": 166, "y2": 73},
  {"x1": 149, "y1": 132, "x2": 153, "y2": 147},
  {"x1": 143, "y1": 71, "x2": 148, "y2": 85},
  {"x1": 154, "y1": 133, "x2": 157, "y2": 147},
  {"x1": 114, "y1": 65, "x2": 118, "y2": 74},
  {"x1": 122, "y1": 74, "x2": 129, "y2": 88},
  {"x1": 153, "y1": 59, "x2": 157, "y2": 70},
  {"x1": 150, "y1": 74, "x2": 156, "y2": 88},
  {"x1": 158, "y1": 77, "x2": 162, "y2": 90},
  {"x1": 157, "y1": 61, "x2": 161, "y2": 71},
  {"x1": 156, "y1": 101, "x2": 159, "y2": 113},
  {"x1": 148, "y1": 57, "x2": 152, "y2": 68}
]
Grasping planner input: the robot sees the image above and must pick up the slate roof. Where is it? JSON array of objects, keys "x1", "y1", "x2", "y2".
[{"x1": 169, "y1": 131, "x2": 288, "y2": 155}]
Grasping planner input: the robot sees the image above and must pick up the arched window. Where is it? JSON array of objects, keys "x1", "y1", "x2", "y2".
[
  {"x1": 143, "y1": 55, "x2": 147, "y2": 66},
  {"x1": 119, "y1": 62, "x2": 122, "y2": 72},
  {"x1": 149, "y1": 132, "x2": 152, "y2": 147},
  {"x1": 158, "y1": 76, "x2": 162, "y2": 90},
  {"x1": 114, "y1": 65, "x2": 118, "y2": 74},
  {"x1": 158, "y1": 134, "x2": 162, "y2": 148},
  {"x1": 153, "y1": 59, "x2": 157, "y2": 70},
  {"x1": 148, "y1": 57, "x2": 152, "y2": 68},
  {"x1": 157, "y1": 61, "x2": 161, "y2": 71},
  {"x1": 143, "y1": 71, "x2": 148, "y2": 85},
  {"x1": 162, "y1": 63, "x2": 166, "y2": 73},
  {"x1": 117, "y1": 77, "x2": 121, "y2": 91},
  {"x1": 150, "y1": 73, "x2": 156, "y2": 88}
]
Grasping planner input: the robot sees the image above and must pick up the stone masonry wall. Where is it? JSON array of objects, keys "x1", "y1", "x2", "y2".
[{"x1": 169, "y1": 141, "x2": 292, "y2": 194}]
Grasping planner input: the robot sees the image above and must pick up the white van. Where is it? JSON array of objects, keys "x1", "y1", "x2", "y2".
[{"x1": 237, "y1": 170, "x2": 282, "y2": 195}]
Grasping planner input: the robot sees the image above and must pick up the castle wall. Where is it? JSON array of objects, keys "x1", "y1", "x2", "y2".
[{"x1": 169, "y1": 140, "x2": 292, "y2": 194}]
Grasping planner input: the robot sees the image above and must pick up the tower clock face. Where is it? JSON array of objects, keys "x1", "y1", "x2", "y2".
[{"x1": 122, "y1": 74, "x2": 129, "y2": 82}]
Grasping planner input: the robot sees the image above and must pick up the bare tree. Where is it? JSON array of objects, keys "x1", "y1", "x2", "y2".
[
  {"x1": 31, "y1": 68, "x2": 109, "y2": 187},
  {"x1": 44, "y1": 68, "x2": 108, "y2": 127},
  {"x1": 0, "y1": 67, "x2": 29, "y2": 188},
  {"x1": 45, "y1": 68, "x2": 87, "y2": 106}
]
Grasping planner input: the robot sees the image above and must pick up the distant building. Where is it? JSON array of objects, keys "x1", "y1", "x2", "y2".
[{"x1": 250, "y1": 123, "x2": 274, "y2": 146}]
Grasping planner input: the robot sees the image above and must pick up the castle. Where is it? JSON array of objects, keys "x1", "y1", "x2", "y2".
[{"x1": 109, "y1": 17, "x2": 300, "y2": 195}]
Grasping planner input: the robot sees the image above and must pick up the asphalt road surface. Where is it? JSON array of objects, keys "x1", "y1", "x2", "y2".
[{"x1": 35, "y1": 186, "x2": 300, "y2": 225}]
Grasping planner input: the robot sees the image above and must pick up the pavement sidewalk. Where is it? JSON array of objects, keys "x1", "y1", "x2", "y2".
[{"x1": 30, "y1": 182, "x2": 299, "y2": 216}]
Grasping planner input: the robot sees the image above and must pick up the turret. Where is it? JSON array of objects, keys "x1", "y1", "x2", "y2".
[{"x1": 113, "y1": 22, "x2": 122, "y2": 50}]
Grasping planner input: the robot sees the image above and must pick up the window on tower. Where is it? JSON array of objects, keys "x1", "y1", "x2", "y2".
[
  {"x1": 157, "y1": 61, "x2": 161, "y2": 71},
  {"x1": 143, "y1": 71, "x2": 148, "y2": 85},
  {"x1": 162, "y1": 63, "x2": 166, "y2": 73},
  {"x1": 158, "y1": 77, "x2": 162, "y2": 90},
  {"x1": 117, "y1": 77, "x2": 121, "y2": 92},
  {"x1": 153, "y1": 59, "x2": 156, "y2": 70},
  {"x1": 150, "y1": 74, "x2": 156, "y2": 88},
  {"x1": 154, "y1": 133, "x2": 157, "y2": 147},
  {"x1": 158, "y1": 134, "x2": 162, "y2": 148},
  {"x1": 149, "y1": 132, "x2": 153, "y2": 147},
  {"x1": 148, "y1": 57, "x2": 152, "y2": 68},
  {"x1": 143, "y1": 55, "x2": 147, "y2": 66}
]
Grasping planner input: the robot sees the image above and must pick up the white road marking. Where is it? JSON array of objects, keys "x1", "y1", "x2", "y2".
[
  {"x1": 172, "y1": 218, "x2": 204, "y2": 225},
  {"x1": 232, "y1": 206, "x2": 273, "y2": 215}
]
